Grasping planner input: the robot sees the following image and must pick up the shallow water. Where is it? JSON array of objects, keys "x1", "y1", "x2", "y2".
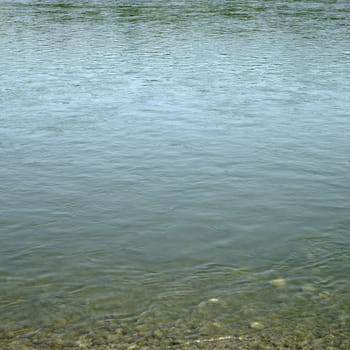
[{"x1": 1, "y1": 0, "x2": 350, "y2": 348}]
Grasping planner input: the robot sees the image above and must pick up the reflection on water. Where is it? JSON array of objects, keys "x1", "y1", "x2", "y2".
[{"x1": 1, "y1": 0, "x2": 350, "y2": 348}]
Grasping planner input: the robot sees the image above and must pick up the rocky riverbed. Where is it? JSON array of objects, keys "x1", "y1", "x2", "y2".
[{"x1": 1, "y1": 295, "x2": 349, "y2": 350}]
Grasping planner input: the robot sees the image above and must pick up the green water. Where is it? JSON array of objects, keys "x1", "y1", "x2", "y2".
[{"x1": 1, "y1": 0, "x2": 350, "y2": 348}]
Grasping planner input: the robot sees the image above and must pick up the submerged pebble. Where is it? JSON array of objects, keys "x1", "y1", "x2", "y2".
[
  {"x1": 301, "y1": 284, "x2": 317, "y2": 293},
  {"x1": 208, "y1": 298, "x2": 219, "y2": 303},
  {"x1": 318, "y1": 291, "x2": 330, "y2": 298},
  {"x1": 153, "y1": 329, "x2": 163, "y2": 338},
  {"x1": 249, "y1": 321, "x2": 263, "y2": 330},
  {"x1": 198, "y1": 297, "x2": 220, "y2": 309},
  {"x1": 270, "y1": 278, "x2": 287, "y2": 288}
]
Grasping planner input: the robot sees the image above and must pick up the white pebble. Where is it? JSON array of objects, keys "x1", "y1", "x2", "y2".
[
  {"x1": 208, "y1": 298, "x2": 219, "y2": 303},
  {"x1": 249, "y1": 321, "x2": 263, "y2": 329},
  {"x1": 270, "y1": 278, "x2": 286, "y2": 288}
]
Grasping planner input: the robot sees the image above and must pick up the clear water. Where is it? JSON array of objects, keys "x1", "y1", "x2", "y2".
[{"x1": 1, "y1": 0, "x2": 350, "y2": 348}]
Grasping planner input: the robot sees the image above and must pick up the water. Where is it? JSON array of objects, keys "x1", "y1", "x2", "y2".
[{"x1": 1, "y1": 0, "x2": 350, "y2": 348}]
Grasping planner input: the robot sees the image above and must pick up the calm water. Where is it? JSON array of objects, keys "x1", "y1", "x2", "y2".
[{"x1": 1, "y1": 0, "x2": 350, "y2": 348}]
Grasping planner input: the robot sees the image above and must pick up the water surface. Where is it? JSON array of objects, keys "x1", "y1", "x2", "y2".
[{"x1": 1, "y1": 0, "x2": 350, "y2": 348}]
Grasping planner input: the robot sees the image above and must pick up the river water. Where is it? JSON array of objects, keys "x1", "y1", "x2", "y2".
[{"x1": 1, "y1": 0, "x2": 350, "y2": 349}]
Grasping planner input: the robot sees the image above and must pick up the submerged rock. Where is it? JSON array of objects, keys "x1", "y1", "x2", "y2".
[
  {"x1": 301, "y1": 284, "x2": 317, "y2": 293},
  {"x1": 198, "y1": 297, "x2": 220, "y2": 309},
  {"x1": 208, "y1": 298, "x2": 219, "y2": 303},
  {"x1": 270, "y1": 278, "x2": 287, "y2": 288},
  {"x1": 249, "y1": 321, "x2": 263, "y2": 330},
  {"x1": 153, "y1": 329, "x2": 163, "y2": 338},
  {"x1": 318, "y1": 291, "x2": 330, "y2": 298}
]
